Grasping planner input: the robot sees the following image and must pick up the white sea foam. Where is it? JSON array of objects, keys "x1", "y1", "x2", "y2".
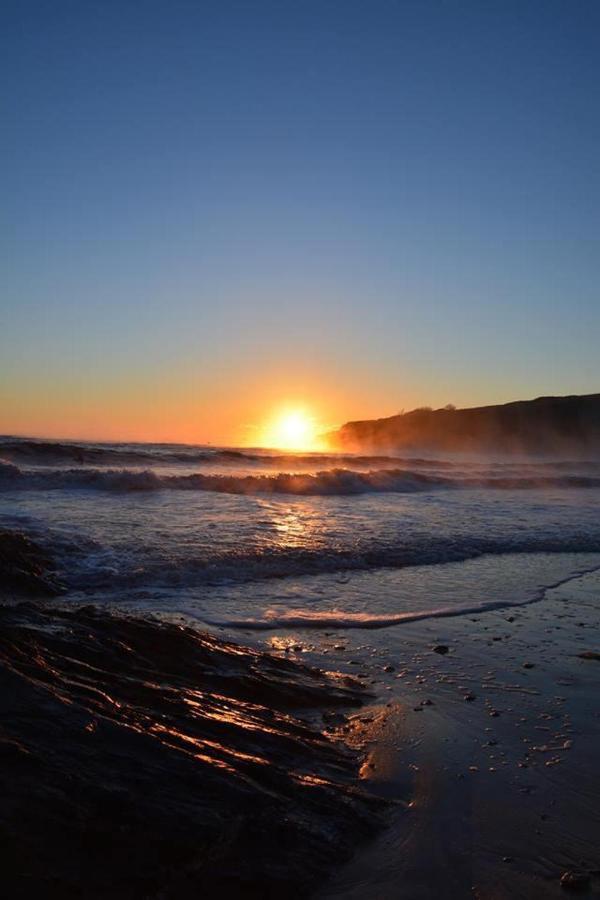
[{"x1": 203, "y1": 559, "x2": 600, "y2": 631}]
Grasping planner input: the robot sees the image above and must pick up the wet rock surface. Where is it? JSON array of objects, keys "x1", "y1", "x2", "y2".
[
  {"x1": 0, "y1": 529, "x2": 65, "y2": 595},
  {"x1": 0, "y1": 603, "x2": 382, "y2": 898},
  {"x1": 560, "y1": 870, "x2": 592, "y2": 891}
]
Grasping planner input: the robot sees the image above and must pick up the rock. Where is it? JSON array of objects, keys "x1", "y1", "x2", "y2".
[
  {"x1": 383, "y1": 665, "x2": 395, "y2": 673},
  {"x1": 0, "y1": 738, "x2": 32, "y2": 763},
  {"x1": 0, "y1": 529, "x2": 65, "y2": 596},
  {"x1": 432, "y1": 645, "x2": 449, "y2": 655},
  {"x1": 0, "y1": 603, "x2": 382, "y2": 897},
  {"x1": 560, "y1": 870, "x2": 590, "y2": 891}
]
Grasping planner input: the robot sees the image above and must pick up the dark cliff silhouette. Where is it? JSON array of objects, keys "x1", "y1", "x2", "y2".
[{"x1": 328, "y1": 394, "x2": 600, "y2": 456}]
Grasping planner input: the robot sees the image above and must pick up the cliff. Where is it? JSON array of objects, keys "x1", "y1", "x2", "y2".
[{"x1": 328, "y1": 394, "x2": 600, "y2": 456}]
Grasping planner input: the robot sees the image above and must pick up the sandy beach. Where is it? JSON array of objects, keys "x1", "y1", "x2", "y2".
[
  {"x1": 1, "y1": 529, "x2": 599, "y2": 897},
  {"x1": 318, "y1": 569, "x2": 600, "y2": 898}
]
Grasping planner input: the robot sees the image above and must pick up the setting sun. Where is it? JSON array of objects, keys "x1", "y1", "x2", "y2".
[{"x1": 259, "y1": 408, "x2": 322, "y2": 451}]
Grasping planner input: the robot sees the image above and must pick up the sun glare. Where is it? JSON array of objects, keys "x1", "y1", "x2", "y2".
[{"x1": 260, "y1": 408, "x2": 322, "y2": 451}]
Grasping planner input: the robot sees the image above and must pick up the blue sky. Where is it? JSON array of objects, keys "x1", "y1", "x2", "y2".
[{"x1": 2, "y1": 0, "x2": 599, "y2": 441}]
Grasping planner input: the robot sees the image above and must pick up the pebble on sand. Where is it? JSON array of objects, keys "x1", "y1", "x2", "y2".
[{"x1": 560, "y1": 870, "x2": 591, "y2": 891}]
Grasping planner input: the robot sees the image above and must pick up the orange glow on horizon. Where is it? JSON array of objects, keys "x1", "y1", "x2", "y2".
[
  {"x1": 0, "y1": 361, "x2": 420, "y2": 446},
  {"x1": 258, "y1": 407, "x2": 324, "y2": 451}
]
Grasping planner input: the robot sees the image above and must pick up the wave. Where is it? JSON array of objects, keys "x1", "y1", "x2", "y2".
[
  {"x1": 54, "y1": 532, "x2": 600, "y2": 595},
  {"x1": 6, "y1": 503, "x2": 600, "y2": 597},
  {"x1": 0, "y1": 438, "x2": 444, "y2": 469},
  {"x1": 207, "y1": 564, "x2": 600, "y2": 630},
  {"x1": 0, "y1": 438, "x2": 408, "y2": 466},
  {"x1": 4, "y1": 437, "x2": 600, "y2": 472},
  {"x1": 0, "y1": 463, "x2": 447, "y2": 494},
  {"x1": 0, "y1": 439, "x2": 215, "y2": 466},
  {"x1": 209, "y1": 605, "x2": 504, "y2": 630},
  {"x1": 0, "y1": 459, "x2": 21, "y2": 479},
  {"x1": 3, "y1": 459, "x2": 600, "y2": 496},
  {"x1": 4, "y1": 439, "x2": 600, "y2": 486}
]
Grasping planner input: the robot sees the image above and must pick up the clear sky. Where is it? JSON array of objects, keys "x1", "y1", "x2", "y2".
[{"x1": 2, "y1": 0, "x2": 599, "y2": 444}]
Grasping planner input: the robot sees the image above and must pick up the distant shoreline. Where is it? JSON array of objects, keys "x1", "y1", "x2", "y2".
[{"x1": 328, "y1": 393, "x2": 600, "y2": 456}]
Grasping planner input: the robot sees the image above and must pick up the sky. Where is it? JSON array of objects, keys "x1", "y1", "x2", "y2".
[{"x1": 2, "y1": 0, "x2": 599, "y2": 444}]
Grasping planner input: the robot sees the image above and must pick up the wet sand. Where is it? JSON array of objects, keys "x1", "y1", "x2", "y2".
[
  {"x1": 1, "y1": 529, "x2": 599, "y2": 897},
  {"x1": 318, "y1": 569, "x2": 600, "y2": 898}
]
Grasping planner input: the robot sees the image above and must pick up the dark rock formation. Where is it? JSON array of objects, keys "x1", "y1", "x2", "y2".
[
  {"x1": 0, "y1": 603, "x2": 382, "y2": 898},
  {"x1": 0, "y1": 529, "x2": 64, "y2": 595},
  {"x1": 329, "y1": 394, "x2": 600, "y2": 455}
]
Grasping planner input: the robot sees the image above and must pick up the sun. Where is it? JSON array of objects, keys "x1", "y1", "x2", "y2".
[{"x1": 260, "y1": 408, "x2": 321, "y2": 451}]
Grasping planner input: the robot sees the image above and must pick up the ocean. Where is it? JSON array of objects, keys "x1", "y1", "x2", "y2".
[{"x1": 2, "y1": 436, "x2": 600, "y2": 648}]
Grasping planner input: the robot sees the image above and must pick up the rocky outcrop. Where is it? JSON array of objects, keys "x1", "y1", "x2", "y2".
[
  {"x1": 329, "y1": 394, "x2": 600, "y2": 455},
  {"x1": 0, "y1": 603, "x2": 382, "y2": 898},
  {"x1": 0, "y1": 529, "x2": 65, "y2": 595}
]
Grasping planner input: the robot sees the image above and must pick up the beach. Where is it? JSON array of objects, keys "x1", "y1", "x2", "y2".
[
  {"x1": 1, "y1": 438, "x2": 600, "y2": 896},
  {"x1": 320, "y1": 568, "x2": 600, "y2": 898},
  {"x1": 1, "y1": 532, "x2": 599, "y2": 898},
  {"x1": 6, "y1": 0, "x2": 600, "y2": 893}
]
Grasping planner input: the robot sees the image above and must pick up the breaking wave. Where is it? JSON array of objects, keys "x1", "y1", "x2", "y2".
[
  {"x1": 2, "y1": 460, "x2": 600, "y2": 496},
  {"x1": 45, "y1": 532, "x2": 600, "y2": 594},
  {"x1": 0, "y1": 459, "x2": 21, "y2": 479},
  {"x1": 0, "y1": 463, "x2": 446, "y2": 494},
  {"x1": 0, "y1": 438, "x2": 449, "y2": 470},
  {"x1": 3, "y1": 438, "x2": 600, "y2": 473}
]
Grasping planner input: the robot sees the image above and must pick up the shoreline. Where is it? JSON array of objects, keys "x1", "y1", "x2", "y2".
[
  {"x1": 1, "y1": 529, "x2": 599, "y2": 897},
  {"x1": 318, "y1": 568, "x2": 600, "y2": 898}
]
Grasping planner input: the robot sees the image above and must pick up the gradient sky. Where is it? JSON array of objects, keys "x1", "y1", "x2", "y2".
[{"x1": 2, "y1": 0, "x2": 599, "y2": 444}]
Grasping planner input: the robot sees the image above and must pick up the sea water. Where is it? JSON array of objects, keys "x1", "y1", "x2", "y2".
[{"x1": 2, "y1": 437, "x2": 600, "y2": 648}]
